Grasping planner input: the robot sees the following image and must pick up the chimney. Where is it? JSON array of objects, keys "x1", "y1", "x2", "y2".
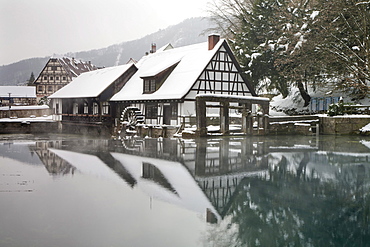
[
  {"x1": 208, "y1": 34, "x2": 220, "y2": 50},
  {"x1": 150, "y1": 43, "x2": 156, "y2": 53}
]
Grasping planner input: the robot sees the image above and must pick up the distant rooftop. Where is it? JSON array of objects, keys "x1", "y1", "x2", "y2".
[
  {"x1": 52, "y1": 57, "x2": 99, "y2": 78},
  {"x1": 0, "y1": 86, "x2": 36, "y2": 98}
]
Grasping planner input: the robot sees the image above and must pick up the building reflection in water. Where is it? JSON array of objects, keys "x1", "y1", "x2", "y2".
[
  {"x1": 31, "y1": 136, "x2": 370, "y2": 246},
  {"x1": 30, "y1": 141, "x2": 76, "y2": 175}
]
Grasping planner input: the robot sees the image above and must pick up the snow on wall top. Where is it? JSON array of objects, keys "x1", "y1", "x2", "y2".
[
  {"x1": 49, "y1": 64, "x2": 135, "y2": 99},
  {"x1": 0, "y1": 86, "x2": 36, "y2": 98},
  {"x1": 110, "y1": 39, "x2": 226, "y2": 102}
]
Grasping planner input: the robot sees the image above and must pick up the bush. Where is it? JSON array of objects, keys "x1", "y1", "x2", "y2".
[{"x1": 327, "y1": 101, "x2": 356, "y2": 116}]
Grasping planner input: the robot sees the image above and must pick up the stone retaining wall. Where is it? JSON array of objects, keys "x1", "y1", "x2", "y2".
[
  {"x1": 0, "y1": 121, "x2": 58, "y2": 134},
  {"x1": 320, "y1": 116, "x2": 370, "y2": 135},
  {"x1": 0, "y1": 108, "x2": 52, "y2": 118}
]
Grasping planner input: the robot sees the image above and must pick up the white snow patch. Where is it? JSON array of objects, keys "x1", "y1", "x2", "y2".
[
  {"x1": 310, "y1": 11, "x2": 320, "y2": 20},
  {"x1": 0, "y1": 105, "x2": 49, "y2": 111},
  {"x1": 360, "y1": 123, "x2": 370, "y2": 132},
  {"x1": 248, "y1": 53, "x2": 262, "y2": 67},
  {"x1": 0, "y1": 115, "x2": 53, "y2": 122}
]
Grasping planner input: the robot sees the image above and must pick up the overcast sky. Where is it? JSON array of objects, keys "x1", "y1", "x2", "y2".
[{"x1": 0, "y1": 0, "x2": 211, "y2": 66}]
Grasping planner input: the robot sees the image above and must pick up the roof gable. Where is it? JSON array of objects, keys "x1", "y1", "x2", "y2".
[
  {"x1": 110, "y1": 40, "x2": 225, "y2": 102},
  {"x1": 49, "y1": 64, "x2": 136, "y2": 99},
  {"x1": 34, "y1": 57, "x2": 99, "y2": 84},
  {"x1": 111, "y1": 39, "x2": 256, "y2": 102},
  {"x1": 184, "y1": 42, "x2": 256, "y2": 98}
]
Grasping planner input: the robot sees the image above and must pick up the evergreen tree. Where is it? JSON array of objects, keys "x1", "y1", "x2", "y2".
[
  {"x1": 27, "y1": 72, "x2": 35, "y2": 86},
  {"x1": 272, "y1": 0, "x2": 322, "y2": 106},
  {"x1": 232, "y1": 0, "x2": 289, "y2": 97}
]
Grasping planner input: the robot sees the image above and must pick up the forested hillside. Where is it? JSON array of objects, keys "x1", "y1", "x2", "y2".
[{"x1": 0, "y1": 17, "x2": 214, "y2": 86}]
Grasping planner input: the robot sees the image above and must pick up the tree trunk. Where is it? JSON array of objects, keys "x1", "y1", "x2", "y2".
[{"x1": 297, "y1": 80, "x2": 311, "y2": 107}]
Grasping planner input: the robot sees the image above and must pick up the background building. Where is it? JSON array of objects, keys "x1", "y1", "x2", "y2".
[{"x1": 33, "y1": 57, "x2": 99, "y2": 102}]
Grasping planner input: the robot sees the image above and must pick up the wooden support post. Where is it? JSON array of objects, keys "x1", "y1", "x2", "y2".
[
  {"x1": 264, "y1": 115, "x2": 269, "y2": 134},
  {"x1": 256, "y1": 113, "x2": 261, "y2": 134},
  {"x1": 241, "y1": 104, "x2": 248, "y2": 134},
  {"x1": 220, "y1": 101, "x2": 229, "y2": 134},
  {"x1": 196, "y1": 98, "x2": 207, "y2": 137},
  {"x1": 262, "y1": 104, "x2": 269, "y2": 135},
  {"x1": 220, "y1": 139, "x2": 230, "y2": 173},
  {"x1": 195, "y1": 138, "x2": 207, "y2": 176},
  {"x1": 247, "y1": 112, "x2": 253, "y2": 135},
  {"x1": 246, "y1": 103, "x2": 253, "y2": 135}
]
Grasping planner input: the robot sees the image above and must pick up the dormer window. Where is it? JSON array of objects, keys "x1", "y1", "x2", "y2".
[
  {"x1": 141, "y1": 60, "x2": 180, "y2": 94},
  {"x1": 144, "y1": 78, "x2": 156, "y2": 93}
]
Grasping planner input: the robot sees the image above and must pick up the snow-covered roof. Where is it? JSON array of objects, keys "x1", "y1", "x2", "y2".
[
  {"x1": 110, "y1": 39, "x2": 226, "y2": 102},
  {"x1": 157, "y1": 43, "x2": 174, "y2": 52},
  {"x1": 0, "y1": 86, "x2": 36, "y2": 98},
  {"x1": 53, "y1": 57, "x2": 98, "y2": 78},
  {"x1": 49, "y1": 64, "x2": 135, "y2": 99}
]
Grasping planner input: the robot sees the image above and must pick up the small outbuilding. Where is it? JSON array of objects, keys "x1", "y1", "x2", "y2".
[{"x1": 0, "y1": 86, "x2": 36, "y2": 106}]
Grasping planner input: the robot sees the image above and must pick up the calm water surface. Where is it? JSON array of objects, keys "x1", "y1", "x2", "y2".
[{"x1": 0, "y1": 134, "x2": 370, "y2": 247}]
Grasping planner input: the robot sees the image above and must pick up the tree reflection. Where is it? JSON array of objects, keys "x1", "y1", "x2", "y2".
[{"x1": 224, "y1": 153, "x2": 370, "y2": 247}]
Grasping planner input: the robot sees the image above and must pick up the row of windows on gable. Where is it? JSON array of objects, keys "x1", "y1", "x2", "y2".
[
  {"x1": 47, "y1": 66, "x2": 61, "y2": 71},
  {"x1": 37, "y1": 85, "x2": 62, "y2": 93},
  {"x1": 42, "y1": 76, "x2": 68, "y2": 81}
]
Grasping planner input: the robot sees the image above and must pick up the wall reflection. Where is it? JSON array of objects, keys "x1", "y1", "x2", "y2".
[{"x1": 29, "y1": 136, "x2": 370, "y2": 246}]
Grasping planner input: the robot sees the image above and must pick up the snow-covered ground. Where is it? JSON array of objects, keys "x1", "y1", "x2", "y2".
[
  {"x1": 360, "y1": 123, "x2": 370, "y2": 133},
  {"x1": 0, "y1": 105, "x2": 49, "y2": 111},
  {"x1": 270, "y1": 86, "x2": 370, "y2": 133},
  {"x1": 0, "y1": 115, "x2": 53, "y2": 122},
  {"x1": 270, "y1": 86, "x2": 370, "y2": 115}
]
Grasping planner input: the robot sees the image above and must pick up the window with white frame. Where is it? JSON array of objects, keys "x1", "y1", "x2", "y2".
[
  {"x1": 83, "y1": 102, "x2": 88, "y2": 114},
  {"x1": 143, "y1": 79, "x2": 156, "y2": 93},
  {"x1": 102, "y1": 102, "x2": 109, "y2": 115},
  {"x1": 145, "y1": 103, "x2": 158, "y2": 119},
  {"x1": 73, "y1": 103, "x2": 79, "y2": 114},
  {"x1": 93, "y1": 102, "x2": 99, "y2": 115}
]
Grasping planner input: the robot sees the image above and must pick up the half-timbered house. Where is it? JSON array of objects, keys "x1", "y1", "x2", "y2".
[
  {"x1": 34, "y1": 57, "x2": 98, "y2": 102},
  {"x1": 48, "y1": 64, "x2": 137, "y2": 134},
  {"x1": 110, "y1": 35, "x2": 257, "y2": 129}
]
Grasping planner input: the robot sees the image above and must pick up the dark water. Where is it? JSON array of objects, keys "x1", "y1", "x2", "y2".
[{"x1": 0, "y1": 134, "x2": 370, "y2": 247}]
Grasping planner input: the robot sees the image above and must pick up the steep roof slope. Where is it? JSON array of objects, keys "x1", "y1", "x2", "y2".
[
  {"x1": 49, "y1": 64, "x2": 135, "y2": 98},
  {"x1": 57, "y1": 57, "x2": 99, "y2": 78},
  {"x1": 110, "y1": 40, "x2": 225, "y2": 102}
]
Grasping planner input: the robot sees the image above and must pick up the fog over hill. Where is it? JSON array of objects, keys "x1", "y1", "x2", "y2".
[{"x1": 0, "y1": 17, "x2": 214, "y2": 86}]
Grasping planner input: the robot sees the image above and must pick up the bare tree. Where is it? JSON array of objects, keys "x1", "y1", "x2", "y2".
[{"x1": 207, "y1": 0, "x2": 254, "y2": 38}]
